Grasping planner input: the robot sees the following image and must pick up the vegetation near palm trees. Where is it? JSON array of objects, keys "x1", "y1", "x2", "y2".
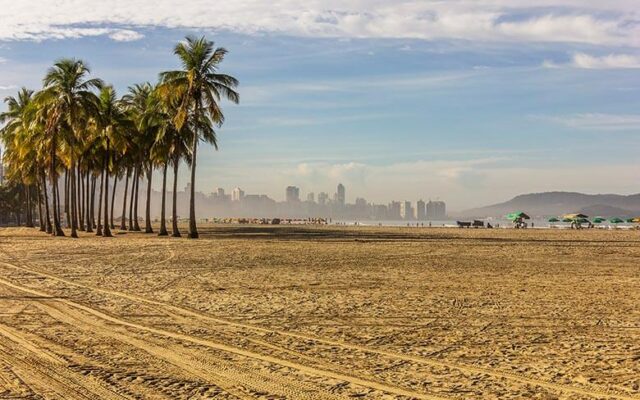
[{"x1": 0, "y1": 36, "x2": 238, "y2": 238}]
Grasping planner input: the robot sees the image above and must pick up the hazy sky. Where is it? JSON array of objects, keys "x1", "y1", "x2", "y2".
[{"x1": 0, "y1": 1, "x2": 639, "y2": 210}]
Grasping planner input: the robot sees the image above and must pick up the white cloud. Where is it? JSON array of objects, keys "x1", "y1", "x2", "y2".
[
  {"x1": 544, "y1": 52, "x2": 640, "y2": 69},
  {"x1": 108, "y1": 29, "x2": 144, "y2": 42},
  {"x1": 0, "y1": 84, "x2": 17, "y2": 90},
  {"x1": 0, "y1": 1, "x2": 638, "y2": 46},
  {"x1": 547, "y1": 113, "x2": 640, "y2": 130}
]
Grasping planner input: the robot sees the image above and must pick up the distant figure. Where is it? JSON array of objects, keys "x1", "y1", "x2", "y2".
[{"x1": 532, "y1": 222, "x2": 534, "y2": 228}]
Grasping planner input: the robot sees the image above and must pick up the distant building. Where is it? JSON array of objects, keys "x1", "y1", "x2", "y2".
[
  {"x1": 426, "y1": 200, "x2": 446, "y2": 220},
  {"x1": 400, "y1": 201, "x2": 414, "y2": 220},
  {"x1": 231, "y1": 187, "x2": 245, "y2": 202},
  {"x1": 317, "y1": 192, "x2": 329, "y2": 205},
  {"x1": 335, "y1": 183, "x2": 345, "y2": 206},
  {"x1": 216, "y1": 188, "x2": 225, "y2": 197},
  {"x1": 373, "y1": 204, "x2": 388, "y2": 220},
  {"x1": 286, "y1": 186, "x2": 300, "y2": 203},
  {"x1": 416, "y1": 199, "x2": 426, "y2": 220},
  {"x1": 388, "y1": 201, "x2": 401, "y2": 220},
  {"x1": 306, "y1": 192, "x2": 315, "y2": 203}
]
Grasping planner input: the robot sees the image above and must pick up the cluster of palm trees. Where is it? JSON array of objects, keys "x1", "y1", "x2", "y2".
[{"x1": 0, "y1": 36, "x2": 239, "y2": 238}]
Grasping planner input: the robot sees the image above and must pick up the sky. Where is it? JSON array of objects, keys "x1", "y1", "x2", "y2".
[{"x1": 0, "y1": 1, "x2": 639, "y2": 211}]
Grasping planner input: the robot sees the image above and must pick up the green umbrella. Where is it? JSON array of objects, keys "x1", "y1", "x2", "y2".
[
  {"x1": 592, "y1": 217, "x2": 607, "y2": 223},
  {"x1": 610, "y1": 217, "x2": 624, "y2": 224},
  {"x1": 548, "y1": 217, "x2": 560, "y2": 222},
  {"x1": 562, "y1": 218, "x2": 573, "y2": 223},
  {"x1": 506, "y1": 211, "x2": 530, "y2": 221}
]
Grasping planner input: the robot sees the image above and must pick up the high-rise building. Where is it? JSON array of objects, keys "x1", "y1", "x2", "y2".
[
  {"x1": 426, "y1": 200, "x2": 446, "y2": 220},
  {"x1": 400, "y1": 201, "x2": 414, "y2": 220},
  {"x1": 231, "y1": 187, "x2": 245, "y2": 202},
  {"x1": 286, "y1": 186, "x2": 300, "y2": 202},
  {"x1": 388, "y1": 201, "x2": 401, "y2": 220},
  {"x1": 306, "y1": 192, "x2": 315, "y2": 203},
  {"x1": 335, "y1": 183, "x2": 345, "y2": 206},
  {"x1": 416, "y1": 199, "x2": 426, "y2": 220},
  {"x1": 318, "y1": 192, "x2": 329, "y2": 205}
]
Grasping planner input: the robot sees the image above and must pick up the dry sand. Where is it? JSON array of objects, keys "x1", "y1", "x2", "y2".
[{"x1": 0, "y1": 225, "x2": 638, "y2": 399}]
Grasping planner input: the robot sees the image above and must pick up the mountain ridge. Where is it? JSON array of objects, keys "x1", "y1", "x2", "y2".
[{"x1": 460, "y1": 191, "x2": 640, "y2": 218}]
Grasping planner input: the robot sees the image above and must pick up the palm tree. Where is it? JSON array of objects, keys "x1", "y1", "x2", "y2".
[
  {"x1": 34, "y1": 59, "x2": 103, "y2": 237},
  {"x1": 123, "y1": 83, "x2": 154, "y2": 232},
  {"x1": 95, "y1": 86, "x2": 129, "y2": 238},
  {"x1": 159, "y1": 36, "x2": 239, "y2": 238}
]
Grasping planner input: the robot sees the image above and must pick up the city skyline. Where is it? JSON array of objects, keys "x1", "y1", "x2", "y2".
[{"x1": 177, "y1": 182, "x2": 447, "y2": 220}]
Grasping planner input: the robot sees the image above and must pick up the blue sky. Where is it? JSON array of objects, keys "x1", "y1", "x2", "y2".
[{"x1": 0, "y1": 1, "x2": 639, "y2": 210}]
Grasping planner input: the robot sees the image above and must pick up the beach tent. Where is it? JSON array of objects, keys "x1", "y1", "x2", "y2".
[
  {"x1": 548, "y1": 217, "x2": 560, "y2": 222},
  {"x1": 610, "y1": 217, "x2": 624, "y2": 224}
]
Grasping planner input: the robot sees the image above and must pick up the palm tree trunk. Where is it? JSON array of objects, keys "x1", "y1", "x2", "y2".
[
  {"x1": 85, "y1": 170, "x2": 93, "y2": 233},
  {"x1": 128, "y1": 166, "x2": 136, "y2": 231},
  {"x1": 158, "y1": 162, "x2": 168, "y2": 236},
  {"x1": 42, "y1": 171, "x2": 52, "y2": 234},
  {"x1": 50, "y1": 144, "x2": 64, "y2": 236},
  {"x1": 171, "y1": 158, "x2": 181, "y2": 237},
  {"x1": 103, "y1": 140, "x2": 112, "y2": 237},
  {"x1": 120, "y1": 167, "x2": 130, "y2": 230},
  {"x1": 110, "y1": 175, "x2": 117, "y2": 229},
  {"x1": 145, "y1": 165, "x2": 153, "y2": 233},
  {"x1": 77, "y1": 166, "x2": 85, "y2": 231},
  {"x1": 37, "y1": 179, "x2": 45, "y2": 232},
  {"x1": 96, "y1": 168, "x2": 104, "y2": 236},
  {"x1": 133, "y1": 165, "x2": 141, "y2": 231},
  {"x1": 25, "y1": 185, "x2": 34, "y2": 227},
  {"x1": 70, "y1": 166, "x2": 78, "y2": 238},
  {"x1": 64, "y1": 169, "x2": 70, "y2": 228},
  {"x1": 90, "y1": 175, "x2": 97, "y2": 228},
  {"x1": 188, "y1": 135, "x2": 198, "y2": 239}
]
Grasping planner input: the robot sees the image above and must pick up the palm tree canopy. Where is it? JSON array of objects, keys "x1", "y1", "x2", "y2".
[{"x1": 158, "y1": 35, "x2": 239, "y2": 141}]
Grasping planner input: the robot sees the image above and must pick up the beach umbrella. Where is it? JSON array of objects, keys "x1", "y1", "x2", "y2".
[
  {"x1": 548, "y1": 217, "x2": 560, "y2": 223},
  {"x1": 610, "y1": 217, "x2": 624, "y2": 224},
  {"x1": 592, "y1": 217, "x2": 607, "y2": 224},
  {"x1": 562, "y1": 213, "x2": 589, "y2": 220},
  {"x1": 507, "y1": 211, "x2": 530, "y2": 221},
  {"x1": 562, "y1": 218, "x2": 573, "y2": 223}
]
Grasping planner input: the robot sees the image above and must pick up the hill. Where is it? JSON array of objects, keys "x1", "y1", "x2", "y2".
[{"x1": 460, "y1": 192, "x2": 640, "y2": 218}]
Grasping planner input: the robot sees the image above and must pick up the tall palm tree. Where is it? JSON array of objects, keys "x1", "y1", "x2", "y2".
[
  {"x1": 123, "y1": 83, "x2": 154, "y2": 232},
  {"x1": 34, "y1": 59, "x2": 103, "y2": 237},
  {"x1": 95, "y1": 85, "x2": 129, "y2": 238},
  {"x1": 159, "y1": 36, "x2": 239, "y2": 238}
]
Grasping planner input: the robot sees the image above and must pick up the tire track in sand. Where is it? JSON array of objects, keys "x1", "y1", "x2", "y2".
[
  {"x1": 0, "y1": 256, "x2": 635, "y2": 400},
  {"x1": 0, "y1": 276, "x2": 447, "y2": 400}
]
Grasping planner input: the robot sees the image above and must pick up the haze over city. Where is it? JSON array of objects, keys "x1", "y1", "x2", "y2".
[{"x1": 1, "y1": 1, "x2": 639, "y2": 211}]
